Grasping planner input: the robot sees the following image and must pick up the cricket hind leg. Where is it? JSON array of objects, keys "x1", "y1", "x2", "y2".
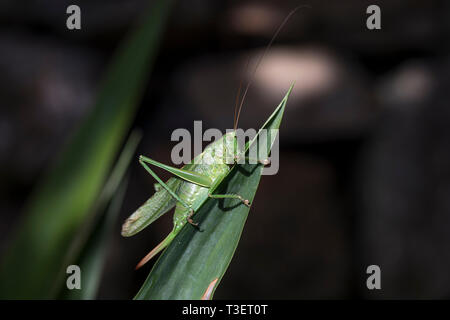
[
  {"x1": 139, "y1": 156, "x2": 218, "y2": 227},
  {"x1": 139, "y1": 159, "x2": 191, "y2": 208},
  {"x1": 139, "y1": 158, "x2": 199, "y2": 227}
]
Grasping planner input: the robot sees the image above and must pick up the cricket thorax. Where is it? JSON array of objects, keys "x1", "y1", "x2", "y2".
[{"x1": 198, "y1": 132, "x2": 240, "y2": 166}]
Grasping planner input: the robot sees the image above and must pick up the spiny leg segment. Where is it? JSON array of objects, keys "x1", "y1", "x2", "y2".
[
  {"x1": 139, "y1": 157, "x2": 198, "y2": 227},
  {"x1": 139, "y1": 155, "x2": 253, "y2": 226}
]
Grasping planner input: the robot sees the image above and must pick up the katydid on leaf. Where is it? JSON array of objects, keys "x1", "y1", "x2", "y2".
[
  {"x1": 121, "y1": 6, "x2": 304, "y2": 270},
  {"x1": 121, "y1": 86, "x2": 292, "y2": 269}
]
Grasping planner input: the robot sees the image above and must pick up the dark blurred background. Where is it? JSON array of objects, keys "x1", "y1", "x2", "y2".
[{"x1": 1, "y1": 0, "x2": 450, "y2": 299}]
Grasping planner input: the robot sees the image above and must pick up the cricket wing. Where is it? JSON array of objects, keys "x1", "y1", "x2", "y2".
[{"x1": 121, "y1": 177, "x2": 183, "y2": 237}]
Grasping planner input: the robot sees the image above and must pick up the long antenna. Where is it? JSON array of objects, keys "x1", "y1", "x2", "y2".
[
  {"x1": 233, "y1": 78, "x2": 242, "y2": 128},
  {"x1": 234, "y1": 5, "x2": 310, "y2": 130},
  {"x1": 233, "y1": 57, "x2": 250, "y2": 129}
]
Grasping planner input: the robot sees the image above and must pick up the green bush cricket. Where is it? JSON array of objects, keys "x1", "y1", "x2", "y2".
[{"x1": 121, "y1": 7, "x2": 302, "y2": 269}]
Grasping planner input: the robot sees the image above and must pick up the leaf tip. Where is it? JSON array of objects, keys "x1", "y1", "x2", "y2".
[{"x1": 285, "y1": 82, "x2": 295, "y2": 99}]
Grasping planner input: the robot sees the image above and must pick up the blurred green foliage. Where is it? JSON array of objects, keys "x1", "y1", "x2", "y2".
[{"x1": 0, "y1": 0, "x2": 172, "y2": 299}]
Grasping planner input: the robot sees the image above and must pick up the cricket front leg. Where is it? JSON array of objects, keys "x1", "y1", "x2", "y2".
[
  {"x1": 207, "y1": 174, "x2": 251, "y2": 207},
  {"x1": 208, "y1": 193, "x2": 251, "y2": 207}
]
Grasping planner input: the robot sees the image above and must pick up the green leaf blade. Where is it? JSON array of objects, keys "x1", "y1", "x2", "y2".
[{"x1": 0, "y1": 0, "x2": 172, "y2": 299}]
